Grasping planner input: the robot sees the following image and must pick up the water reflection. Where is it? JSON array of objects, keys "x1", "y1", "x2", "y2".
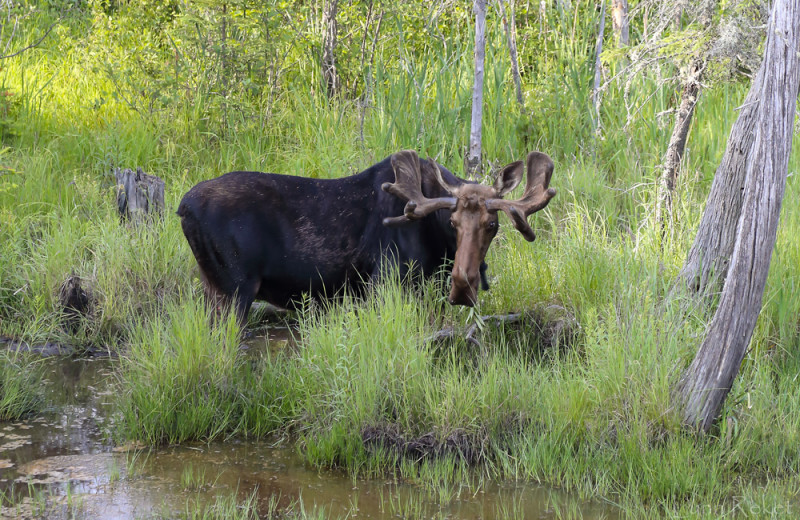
[{"x1": 0, "y1": 351, "x2": 618, "y2": 519}]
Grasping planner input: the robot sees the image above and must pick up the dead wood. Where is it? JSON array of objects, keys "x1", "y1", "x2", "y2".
[
  {"x1": 429, "y1": 305, "x2": 579, "y2": 351},
  {"x1": 115, "y1": 167, "x2": 165, "y2": 223},
  {"x1": 362, "y1": 423, "x2": 487, "y2": 465}
]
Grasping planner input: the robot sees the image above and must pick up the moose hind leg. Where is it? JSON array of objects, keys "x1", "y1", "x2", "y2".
[
  {"x1": 231, "y1": 279, "x2": 260, "y2": 328},
  {"x1": 199, "y1": 269, "x2": 233, "y2": 318}
]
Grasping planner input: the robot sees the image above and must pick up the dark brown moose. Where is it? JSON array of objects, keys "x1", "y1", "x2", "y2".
[{"x1": 177, "y1": 150, "x2": 555, "y2": 323}]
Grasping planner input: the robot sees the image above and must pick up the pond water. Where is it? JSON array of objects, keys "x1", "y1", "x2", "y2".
[{"x1": 0, "y1": 334, "x2": 620, "y2": 519}]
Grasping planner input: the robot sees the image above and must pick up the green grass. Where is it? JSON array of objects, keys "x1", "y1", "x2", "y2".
[
  {"x1": 3, "y1": 3, "x2": 800, "y2": 519},
  {"x1": 0, "y1": 350, "x2": 44, "y2": 421}
]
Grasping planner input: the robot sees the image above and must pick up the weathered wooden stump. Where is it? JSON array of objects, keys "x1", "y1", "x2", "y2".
[{"x1": 115, "y1": 167, "x2": 165, "y2": 222}]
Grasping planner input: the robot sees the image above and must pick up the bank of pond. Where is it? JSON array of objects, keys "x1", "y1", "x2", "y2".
[{"x1": 0, "y1": 332, "x2": 619, "y2": 520}]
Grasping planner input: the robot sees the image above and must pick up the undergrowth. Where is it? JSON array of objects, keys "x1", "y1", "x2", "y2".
[{"x1": 2, "y1": 3, "x2": 800, "y2": 519}]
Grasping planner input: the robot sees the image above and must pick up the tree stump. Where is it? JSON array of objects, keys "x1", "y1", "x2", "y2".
[
  {"x1": 58, "y1": 276, "x2": 92, "y2": 333},
  {"x1": 115, "y1": 167, "x2": 165, "y2": 222}
]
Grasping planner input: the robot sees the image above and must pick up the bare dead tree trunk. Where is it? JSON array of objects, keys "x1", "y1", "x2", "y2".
[
  {"x1": 321, "y1": 0, "x2": 340, "y2": 98},
  {"x1": 220, "y1": 2, "x2": 229, "y2": 133},
  {"x1": 466, "y1": 0, "x2": 488, "y2": 178},
  {"x1": 642, "y1": 4, "x2": 648, "y2": 40},
  {"x1": 352, "y1": 1, "x2": 374, "y2": 99},
  {"x1": 656, "y1": 58, "x2": 704, "y2": 232},
  {"x1": 360, "y1": 8, "x2": 384, "y2": 145},
  {"x1": 674, "y1": 0, "x2": 800, "y2": 433},
  {"x1": 58, "y1": 276, "x2": 92, "y2": 334},
  {"x1": 611, "y1": 0, "x2": 629, "y2": 46},
  {"x1": 496, "y1": 0, "x2": 524, "y2": 111},
  {"x1": 678, "y1": 88, "x2": 766, "y2": 293},
  {"x1": 591, "y1": 0, "x2": 606, "y2": 132}
]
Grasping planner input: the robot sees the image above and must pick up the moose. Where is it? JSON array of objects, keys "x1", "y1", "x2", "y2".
[{"x1": 177, "y1": 150, "x2": 556, "y2": 323}]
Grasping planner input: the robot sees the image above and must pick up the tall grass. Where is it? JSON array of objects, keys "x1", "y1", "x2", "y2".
[
  {"x1": 3, "y1": 4, "x2": 800, "y2": 518},
  {"x1": 0, "y1": 350, "x2": 43, "y2": 421}
]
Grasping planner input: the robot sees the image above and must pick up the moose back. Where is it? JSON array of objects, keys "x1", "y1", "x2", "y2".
[{"x1": 177, "y1": 150, "x2": 555, "y2": 322}]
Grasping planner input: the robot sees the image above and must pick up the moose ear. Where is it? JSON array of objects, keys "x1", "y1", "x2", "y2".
[{"x1": 492, "y1": 160, "x2": 524, "y2": 197}]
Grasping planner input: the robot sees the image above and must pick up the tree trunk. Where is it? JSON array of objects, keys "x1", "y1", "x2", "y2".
[
  {"x1": 220, "y1": 2, "x2": 228, "y2": 132},
  {"x1": 611, "y1": 0, "x2": 628, "y2": 46},
  {"x1": 591, "y1": 0, "x2": 606, "y2": 131},
  {"x1": 674, "y1": 0, "x2": 800, "y2": 433},
  {"x1": 656, "y1": 58, "x2": 704, "y2": 233},
  {"x1": 496, "y1": 0, "x2": 524, "y2": 111},
  {"x1": 466, "y1": 0, "x2": 487, "y2": 178},
  {"x1": 359, "y1": 8, "x2": 384, "y2": 145},
  {"x1": 321, "y1": 0, "x2": 340, "y2": 98},
  {"x1": 677, "y1": 88, "x2": 768, "y2": 292}
]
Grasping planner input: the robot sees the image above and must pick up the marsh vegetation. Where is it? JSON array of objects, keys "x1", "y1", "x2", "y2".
[{"x1": 1, "y1": 1, "x2": 800, "y2": 518}]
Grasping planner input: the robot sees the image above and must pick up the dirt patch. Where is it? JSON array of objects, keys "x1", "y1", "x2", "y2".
[{"x1": 361, "y1": 423, "x2": 488, "y2": 466}]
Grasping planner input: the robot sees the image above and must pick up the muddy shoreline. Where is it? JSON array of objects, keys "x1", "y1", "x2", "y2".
[{"x1": 0, "y1": 340, "x2": 618, "y2": 519}]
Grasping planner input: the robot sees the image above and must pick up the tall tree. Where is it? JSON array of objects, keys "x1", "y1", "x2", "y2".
[
  {"x1": 674, "y1": 0, "x2": 800, "y2": 432},
  {"x1": 321, "y1": 0, "x2": 340, "y2": 98},
  {"x1": 466, "y1": 0, "x2": 487, "y2": 178}
]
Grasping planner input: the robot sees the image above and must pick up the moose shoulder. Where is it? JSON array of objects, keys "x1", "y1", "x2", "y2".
[{"x1": 177, "y1": 150, "x2": 555, "y2": 322}]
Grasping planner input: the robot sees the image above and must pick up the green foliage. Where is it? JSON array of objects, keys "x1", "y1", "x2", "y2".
[
  {"x1": 2, "y1": 1, "x2": 800, "y2": 518},
  {"x1": 117, "y1": 296, "x2": 243, "y2": 444}
]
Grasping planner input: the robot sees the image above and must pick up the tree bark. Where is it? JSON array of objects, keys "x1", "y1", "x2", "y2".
[
  {"x1": 496, "y1": 0, "x2": 524, "y2": 111},
  {"x1": 611, "y1": 0, "x2": 629, "y2": 46},
  {"x1": 466, "y1": 0, "x2": 487, "y2": 178},
  {"x1": 656, "y1": 58, "x2": 704, "y2": 233},
  {"x1": 674, "y1": 0, "x2": 800, "y2": 433},
  {"x1": 321, "y1": 0, "x2": 340, "y2": 98},
  {"x1": 115, "y1": 167, "x2": 165, "y2": 223},
  {"x1": 359, "y1": 8, "x2": 384, "y2": 145},
  {"x1": 221, "y1": 3, "x2": 230, "y2": 132},
  {"x1": 677, "y1": 85, "x2": 767, "y2": 292},
  {"x1": 591, "y1": 0, "x2": 606, "y2": 131}
]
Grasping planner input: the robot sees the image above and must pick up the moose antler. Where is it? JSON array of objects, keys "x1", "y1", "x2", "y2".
[
  {"x1": 382, "y1": 150, "x2": 458, "y2": 227},
  {"x1": 486, "y1": 151, "x2": 556, "y2": 242}
]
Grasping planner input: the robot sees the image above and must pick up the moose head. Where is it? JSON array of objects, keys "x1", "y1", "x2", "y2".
[{"x1": 381, "y1": 150, "x2": 556, "y2": 306}]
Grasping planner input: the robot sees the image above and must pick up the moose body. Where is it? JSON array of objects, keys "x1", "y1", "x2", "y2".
[{"x1": 178, "y1": 151, "x2": 555, "y2": 322}]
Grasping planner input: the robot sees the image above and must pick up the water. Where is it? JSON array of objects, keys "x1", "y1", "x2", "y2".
[{"x1": 0, "y1": 338, "x2": 619, "y2": 519}]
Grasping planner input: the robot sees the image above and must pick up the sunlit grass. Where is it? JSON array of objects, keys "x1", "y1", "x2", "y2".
[{"x1": 3, "y1": 4, "x2": 800, "y2": 519}]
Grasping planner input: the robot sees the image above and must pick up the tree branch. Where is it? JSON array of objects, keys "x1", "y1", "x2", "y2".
[{"x1": 1, "y1": 11, "x2": 63, "y2": 60}]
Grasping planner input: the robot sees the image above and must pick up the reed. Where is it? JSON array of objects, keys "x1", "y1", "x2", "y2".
[{"x1": 3, "y1": 3, "x2": 800, "y2": 518}]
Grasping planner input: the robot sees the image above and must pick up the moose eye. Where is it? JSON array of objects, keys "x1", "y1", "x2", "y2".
[
  {"x1": 449, "y1": 219, "x2": 456, "y2": 228},
  {"x1": 487, "y1": 221, "x2": 497, "y2": 231}
]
